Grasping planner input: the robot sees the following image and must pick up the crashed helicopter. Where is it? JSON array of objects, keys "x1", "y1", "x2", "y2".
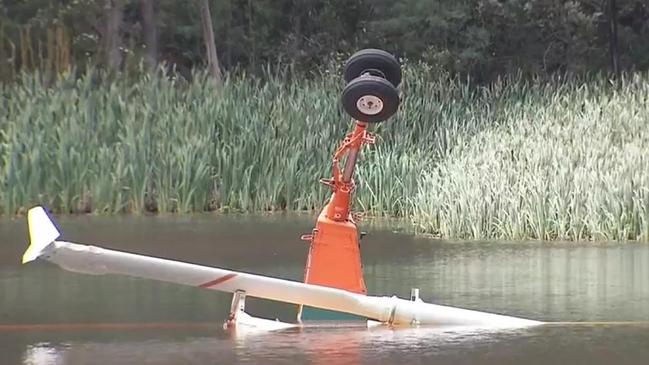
[{"x1": 21, "y1": 49, "x2": 542, "y2": 331}]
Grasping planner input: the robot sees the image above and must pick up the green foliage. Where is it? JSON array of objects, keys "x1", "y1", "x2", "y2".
[
  {"x1": 0, "y1": 65, "x2": 424, "y2": 216},
  {"x1": 1, "y1": 1, "x2": 648, "y2": 81},
  {"x1": 3, "y1": 65, "x2": 649, "y2": 243},
  {"x1": 412, "y1": 72, "x2": 649, "y2": 241}
]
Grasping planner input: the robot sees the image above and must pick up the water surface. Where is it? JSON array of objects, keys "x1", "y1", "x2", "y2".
[{"x1": 1, "y1": 214, "x2": 648, "y2": 364}]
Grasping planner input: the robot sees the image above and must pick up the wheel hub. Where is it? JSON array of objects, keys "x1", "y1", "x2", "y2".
[{"x1": 356, "y1": 95, "x2": 383, "y2": 115}]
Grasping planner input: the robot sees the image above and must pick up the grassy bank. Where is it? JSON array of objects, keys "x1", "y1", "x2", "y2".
[
  {"x1": 2, "y1": 67, "x2": 648, "y2": 241},
  {"x1": 412, "y1": 73, "x2": 649, "y2": 241}
]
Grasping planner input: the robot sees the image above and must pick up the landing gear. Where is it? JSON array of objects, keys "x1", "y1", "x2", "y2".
[
  {"x1": 299, "y1": 49, "x2": 402, "y2": 321},
  {"x1": 341, "y1": 49, "x2": 401, "y2": 123},
  {"x1": 342, "y1": 76, "x2": 399, "y2": 123},
  {"x1": 344, "y1": 48, "x2": 402, "y2": 87},
  {"x1": 224, "y1": 290, "x2": 296, "y2": 331}
]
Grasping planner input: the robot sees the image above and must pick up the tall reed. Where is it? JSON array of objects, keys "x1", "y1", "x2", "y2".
[
  {"x1": 412, "y1": 73, "x2": 649, "y2": 241},
  {"x1": 2, "y1": 66, "x2": 649, "y2": 241},
  {"x1": 0, "y1": 66, "x2": 433, "y2": 216}
]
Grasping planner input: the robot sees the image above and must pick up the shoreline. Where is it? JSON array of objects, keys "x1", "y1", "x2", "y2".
[{"x1": 3, "y1": 68, "x2": 648, "y2": 241}]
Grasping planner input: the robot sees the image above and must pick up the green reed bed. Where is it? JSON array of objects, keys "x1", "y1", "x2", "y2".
[
  {"x1": 2, "y1": 67, "x2": 649, "y2": 241},
  {"x1": 412, "y1": 73, "x2": 649, "y2": 241},
  {"x1": 0, "y1": 66, "x2": 443, "y2": 216}
]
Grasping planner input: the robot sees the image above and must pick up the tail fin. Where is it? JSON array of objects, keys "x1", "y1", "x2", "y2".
[{"x1": 22, "y1": 206, "x2": 61, "y2": 264}]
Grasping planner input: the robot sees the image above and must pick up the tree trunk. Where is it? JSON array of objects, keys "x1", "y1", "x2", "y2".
[
  {"x1": 248, "y1": 0, "x2": 255, "y2": 70},
  {"x1": 100, "y1": 0, "x2": 124, "y2": 71},
  {"x1": 608, "y1": 0, "x2": 620, "y2": 78},
  {"x1": 141, "y1": 0, "x2": 158, "y2": 72},
  {"x1": 199, "y1": 0, "x2": 222, "y2": 84}
]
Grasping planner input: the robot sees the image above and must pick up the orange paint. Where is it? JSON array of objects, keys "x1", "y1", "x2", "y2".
[
  {"x1": 304, "y1": 209, "x2": 366, "y2": 294},
  {"x1": 302, "y1": 122, "x2": 373, "y2": 295}
]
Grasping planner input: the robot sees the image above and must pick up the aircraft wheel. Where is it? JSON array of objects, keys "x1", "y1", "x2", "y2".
[
  {"x1": 344, "y1": 49, "x2": 402, "y2": 87},
  {"x1": 341, "y1": 75, "x2": 400, "y2": 123}
]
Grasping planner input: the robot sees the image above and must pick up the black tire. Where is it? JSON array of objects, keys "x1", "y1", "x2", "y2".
[
  {"x1": 344, "y1": 49, "x2": 402, "y2": 87},
  {"x1": 341, "y1": 75, "x2": 400, "y2": 123}
]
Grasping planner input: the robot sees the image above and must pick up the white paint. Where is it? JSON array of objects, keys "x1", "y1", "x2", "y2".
[{"x1": 23, "y1": 206, "x2": 543, "y2": 328}]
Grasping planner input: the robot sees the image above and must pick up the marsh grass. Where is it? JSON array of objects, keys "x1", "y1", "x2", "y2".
[
  {"x1": 412, "y1": 73, "x2": 649, "y2": 241},
  {"x1": 2, "y1": 66, "x2": 648, "y2": 241}
]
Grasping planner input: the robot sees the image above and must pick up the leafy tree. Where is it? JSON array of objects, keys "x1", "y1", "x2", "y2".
[{"x1": 1, "y1": 0, "x2": 647, "y2": 82}]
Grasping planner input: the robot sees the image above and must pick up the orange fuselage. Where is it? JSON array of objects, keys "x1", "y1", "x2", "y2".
[
  {"x1": 304, "y1": 206, "x2": 366, "y2": 294},
  {"x1": 302, "y1": 122, "x2": 371, "y2": 295}
]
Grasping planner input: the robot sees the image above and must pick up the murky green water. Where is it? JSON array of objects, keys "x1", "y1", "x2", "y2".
[{"x1": 1, "y1": 214, "x2": 649, "y2": 364}]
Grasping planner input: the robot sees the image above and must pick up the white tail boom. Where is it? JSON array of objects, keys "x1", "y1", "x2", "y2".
[{"x1": 21, "y1": 206, "x2": 542, "y2": 328}]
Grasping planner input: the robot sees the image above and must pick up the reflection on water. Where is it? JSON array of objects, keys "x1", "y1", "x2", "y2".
[
  {"x1": 23, "y1": 344, "x2": 63, "y2": 365},
  {"x1": 12, "y1": 324, "x2": 649, "y2": 365},
  {"x1": 1, "y1": 214, "x2": 649, "y2": 364},
  {"x1": 366, "y1": 241, "x2": 649, "y2": 322}
]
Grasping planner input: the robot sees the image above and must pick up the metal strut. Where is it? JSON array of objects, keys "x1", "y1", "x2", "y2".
[{"x1": 320, "y1": 121, "x2": 375, "y2": 222}]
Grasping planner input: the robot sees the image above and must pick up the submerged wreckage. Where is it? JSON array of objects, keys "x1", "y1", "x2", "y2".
[{"x1": 22, "y1": 49, "x2": 542, "y2": 331}]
